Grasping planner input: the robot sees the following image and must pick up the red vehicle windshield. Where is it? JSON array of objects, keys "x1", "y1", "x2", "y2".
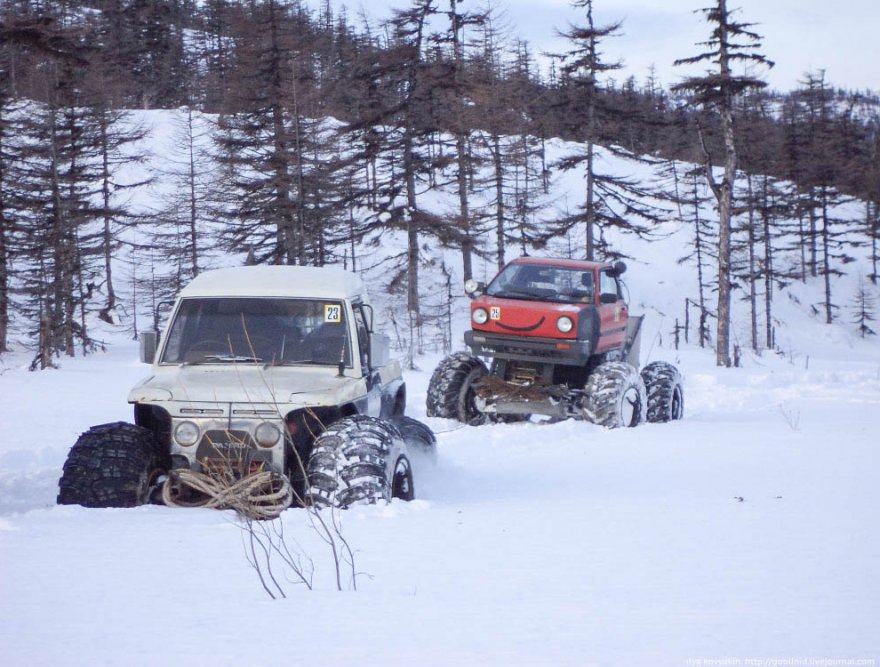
[{"x1": 485, "y1": 263, "x2": 595, "y2": 304}]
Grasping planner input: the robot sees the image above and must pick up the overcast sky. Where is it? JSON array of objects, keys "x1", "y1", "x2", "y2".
[{"x1": 321, "y1": 0, "x2": 879, "y2": 93}]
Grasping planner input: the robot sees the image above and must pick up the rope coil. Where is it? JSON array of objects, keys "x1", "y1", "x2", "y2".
[{"x1": 161, "y1": 469, "x2": 294, "y2": 520}]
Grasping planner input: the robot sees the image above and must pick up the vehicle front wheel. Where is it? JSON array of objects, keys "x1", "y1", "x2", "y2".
[
  {"x1": 425, "y1": 352, "x2": 488, "y2": 425},
  {"x1": 582, "y1": 362, "x2": 646, "y2": 428},
  {"x1": 57, "y1": 422, "x2": 166, "y2": 507},
  {"x1": 305, "y1": 415, "x2": 413, "y2": 508}
]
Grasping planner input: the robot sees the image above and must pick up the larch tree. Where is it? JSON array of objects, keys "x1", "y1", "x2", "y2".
[
  {"x1": 212, "y1": 0, "x2": 307, "y2": 265},
  {"x1": 445, "y1": 0, "x2": 487, "y2": 281},
  {"x1": 553, "y1": 0, "x2": 666, "y2": 261},
  {"x1": 673, "y1": 0, "x2": 772, "y2": 367}
]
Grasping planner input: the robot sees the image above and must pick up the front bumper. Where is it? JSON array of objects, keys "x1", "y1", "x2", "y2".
[{"x1": 465, "y1": 330, "x2": 591, "y2": 366}]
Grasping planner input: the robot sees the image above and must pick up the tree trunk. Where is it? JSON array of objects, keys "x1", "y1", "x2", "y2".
[
  {"x1": 692, "y1": 173, "x2": 707, "y2": 348},
  {"x1": 820, "y1": 186, "x2": 833, "y2": 324},
  {"x1": 808, "y1": 191, "x2": 818, "y2": 277},
  {"x1": 493, "y1": 134, "x2": 505, "y2": 270},
  {"x1": 762, "y1": 177, "x2": 774, "y2": 349},
  {"x1": 713, "y1": 0, "x2": 736, "y2": 368},
  {"x1": 450, "y1": 0, "x2": 473, "y2": 280},
  {"x1": 746, "y1": 175, "x2": 758, "y2": 352},
  {"x1": 100, "y1": 112, "x2": 116, "y2": 319},
  {"x1": 585, "y1": 140, "x2": 595, "y2": 260},
  {"x1": 457, "y1": 132, "x2": 473, "y2": 280},
  {"x1": 186, "y1": 108, "x2": 199, "y2": 277},
  {"x1": 404, "y1": 129, "x2": 420, "y2": 318},
  {"x1": 0, "y1": 161, "x2": 8, "y2": 353},
  {"x1": 869, "y1": 201, "x2": 878, "y2": 283}
]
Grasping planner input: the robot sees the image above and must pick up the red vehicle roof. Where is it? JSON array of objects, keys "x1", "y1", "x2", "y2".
[{"x1": 507, "y1": 256, "x2": 609, "y2": 271}]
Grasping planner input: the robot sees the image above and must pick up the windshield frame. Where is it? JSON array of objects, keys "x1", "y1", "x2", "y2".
[
  {"x1": 158, "y1": 296, "x2": 355, "y2": 368},
  {"x1": 485, "y1": 263, "x2": 598, "y2": 305}
]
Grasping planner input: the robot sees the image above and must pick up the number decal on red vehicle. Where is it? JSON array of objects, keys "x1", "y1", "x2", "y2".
[{"x1": 490, "y1": 306, "x2": 501, "y2": 321}]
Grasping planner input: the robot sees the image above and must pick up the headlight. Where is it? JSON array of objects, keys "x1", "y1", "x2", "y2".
[
  {"x1": 472, "y1": 308, "x2": 489, "y2": 325},
  {"x1": 255, "y1": 422, "x2": 281, "y2": 448},
  {"x1": 464, "y1": 279, "x2": 479, "y2": 294},
  {"x1": 174, "y1": 421, "x2": 200, "y2": 447},
  {"x1": 557, "y1": 316, "x2": 574, "y2": 333}
]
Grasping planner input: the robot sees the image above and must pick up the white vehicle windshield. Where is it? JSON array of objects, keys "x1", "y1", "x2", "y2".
[
  {"x1": 160, "y1": 298, "x2": 351, "y2": 366},
  {"x1": 486, "y1": 264, "x2": 595, "y2": 303}
]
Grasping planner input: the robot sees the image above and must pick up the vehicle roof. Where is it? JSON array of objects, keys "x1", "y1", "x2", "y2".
[
  {"x1": 507, "y1": 256, "x2": 610, "y2": 270},
  {"x1": 178, "y1": 265, "x2": 367, "y2": 300}
]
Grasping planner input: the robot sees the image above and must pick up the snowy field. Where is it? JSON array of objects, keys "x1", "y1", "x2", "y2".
[
  {"x1": 1, "y1": 108, "x2": 878, "y2": 665},
  {"x1": 0, "y1": 330, "x2": 878, "y2": 666}
]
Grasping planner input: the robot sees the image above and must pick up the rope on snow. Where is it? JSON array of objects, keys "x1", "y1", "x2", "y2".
[{"x1": 161, "y1": 469, "x2": 294, "y2": 521}]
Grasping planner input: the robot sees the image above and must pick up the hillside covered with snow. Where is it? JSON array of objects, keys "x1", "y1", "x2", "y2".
[{"x1": 0, "y1": 109, "x2": 878, "y2": 666}]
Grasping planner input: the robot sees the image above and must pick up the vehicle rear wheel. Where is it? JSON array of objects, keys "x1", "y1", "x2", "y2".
[
  {"x1": 425, "y1": 352, "x2": 488, "y2": 425},
  {"x1": 640, "y1": 361, "x2": 684, "y2": 423},
  {"x1": 57, "y1": 422, "x2": 166, "y2": 507},
  {"x1": 306, "y1": 415, "x2": 412, "y2": 508},
  {"x1": 395, "y1": 415, "x2": 437, "y2": 462},
  {"x1": 582, "y1": 362, "x2": 646, "y2": 428}
]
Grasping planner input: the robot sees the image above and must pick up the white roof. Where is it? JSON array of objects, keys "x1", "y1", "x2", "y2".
[{"x1": 178, "y1": 265, "x2": 367, "y2": 300}]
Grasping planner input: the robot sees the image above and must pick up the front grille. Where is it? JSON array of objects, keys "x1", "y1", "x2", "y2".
[{"x1": 196, "y1": 429, "x2": 255, "y2": 463}]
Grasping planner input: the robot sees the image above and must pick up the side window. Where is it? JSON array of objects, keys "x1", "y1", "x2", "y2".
[
  {"x1": 599, "y1": 270, "x2": 619, "y2": 303},
  {"x1": 353, "y1": 306, "x2": 370, "y2": 366}
]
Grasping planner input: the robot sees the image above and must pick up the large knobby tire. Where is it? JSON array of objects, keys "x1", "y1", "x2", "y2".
[
  {"x1": 57, "y1": 422, "x2": 166, "y2": 508},
  {"x1": 641, "y1": 361, "x2": 684, "y2": 423},
  {"x1": 395, "y1": 415, "x2": 438, "y2": 462},
  {"x1": 583, "y1": 362, "x2": 647, "y2": 428},
  {"x1": 425, "y1": 352, "x2": 488, "y2": 425},
  {"x1": 305, "y1": 415, "x2": 412, "y2": 509}
]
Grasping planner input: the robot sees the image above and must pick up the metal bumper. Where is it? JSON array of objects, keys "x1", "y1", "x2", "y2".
[
  {"x1": 472, "y1": 375, "x2": 584, "y2": 419},
  {"x1": 465, "y1": 330, "x2": 591, "y2": 366}
]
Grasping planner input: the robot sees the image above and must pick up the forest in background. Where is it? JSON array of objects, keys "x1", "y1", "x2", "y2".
[{"x1": 0, "y1": 0, "x2": 878, "y2": 369}]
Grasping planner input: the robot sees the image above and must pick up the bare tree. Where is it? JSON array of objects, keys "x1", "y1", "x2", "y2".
[
  {"x1": 673, "y1": 0, "x2": 773, "y2": 366},
  {"x1": 552, "y1": 0, "x2": 666, "y2": 260}
]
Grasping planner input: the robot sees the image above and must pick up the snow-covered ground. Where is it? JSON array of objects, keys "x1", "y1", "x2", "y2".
[{"x1": 1, "y1": 327, "x2": 878, "y2": 666}]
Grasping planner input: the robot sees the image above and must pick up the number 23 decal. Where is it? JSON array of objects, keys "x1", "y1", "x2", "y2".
[{"x1": 324, "y1": 304, "x2": 342, "y2": 323}]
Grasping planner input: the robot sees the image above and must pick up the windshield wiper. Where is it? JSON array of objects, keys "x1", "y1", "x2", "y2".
[
  {"x1": 490, "y1": 289, "x2": 543, "y2": 300},
  {"x1": 277, "y1": 358, "x2": 330, "y2": 366},
  {"x1": 201, "y1": 354, "x2": 263, "y2": 363}
]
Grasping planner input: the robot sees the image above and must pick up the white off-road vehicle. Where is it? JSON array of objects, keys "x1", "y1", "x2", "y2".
[{"x1": 58, "y1": 266, "x2": 435, "y2": 516}]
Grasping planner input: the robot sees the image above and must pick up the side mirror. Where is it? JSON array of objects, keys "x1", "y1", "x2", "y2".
[
  {"x1": 608, "y1": 260, "x2": 627, "y2": 277},
  {"x1": 369, "y1": 332, "x2": 390, "y2": 368},
  {"x1": 464, "y1": 279, "x2": 486, "y2": 299},
  {"x1": 140, "y1": 331, "x2": 158, "y2": 364}
]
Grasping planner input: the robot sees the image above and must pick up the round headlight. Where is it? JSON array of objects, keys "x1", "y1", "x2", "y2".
[
  {"x1": 472, "y1": 308, "x2": 489, "y2": 325},
  {"x1": 255, "y1": 422, "x2": 282, "y2": 448},
  {"x1": 464, "y1": 279, "x2": 479, "y2": 294},
  {"x1": 557, "y1": 316, "x2": 574, "y2": 333},
  {"x1": 174, "y1": 421, "x2": 200, "y2": 447}
]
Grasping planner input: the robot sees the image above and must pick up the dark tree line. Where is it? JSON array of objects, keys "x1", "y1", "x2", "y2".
[{"x1": 1, "y1": 0, "x2": 878, "y2": 366}]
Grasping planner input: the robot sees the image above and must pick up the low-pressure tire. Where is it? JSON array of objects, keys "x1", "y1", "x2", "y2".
[
  {"x1": 582, "y1": 362, "x2": 646, "y2": 428},
  {"x1": 57, "y1": 422, "x2": 166, "y2": 508},
  {"x1": 641, "y1": 361, "x2": 684, "y2": 423},
  {"x1": 425, "y1": 352, "x2": 488, "y2": 425},
  {"x1": 305, "y1": 415, "x2": 412, "y2": 508},
  {"x1": 395, "y1": 415, "x2": 437, "y2": 462}
]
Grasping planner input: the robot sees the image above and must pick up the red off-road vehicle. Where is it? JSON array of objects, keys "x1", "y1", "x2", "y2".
[{"x1": 426, "y1": 257, "x2": 683, "y2": 428}]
